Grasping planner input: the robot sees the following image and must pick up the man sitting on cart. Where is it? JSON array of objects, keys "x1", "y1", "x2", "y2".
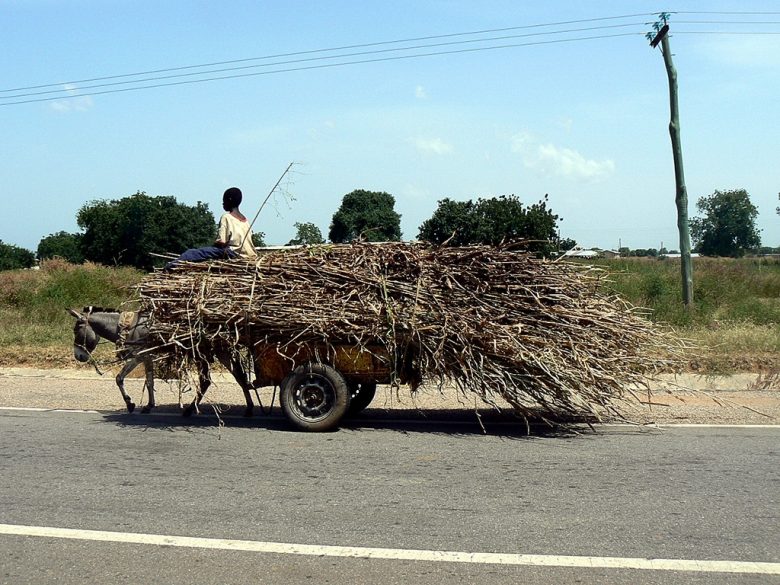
[{"x1": 165, "y1": 187, "x2": 257, "y2": 270}]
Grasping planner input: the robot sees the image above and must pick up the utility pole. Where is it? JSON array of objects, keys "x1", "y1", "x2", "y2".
[{"x1": 649, "y1": 14, "x2": 694, "y2": 307}]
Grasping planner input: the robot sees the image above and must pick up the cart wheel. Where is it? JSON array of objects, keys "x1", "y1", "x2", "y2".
[
  {"x1": 347, "y1": 382, "x2": 377, "y2": 416},
  {"x1": 280, "y1": 363, "x2": 350, "y2": 432}
]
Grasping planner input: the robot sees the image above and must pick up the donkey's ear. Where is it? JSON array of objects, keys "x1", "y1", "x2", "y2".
[{"x1": 67, "y1": 308, "x2": 82, "y2": 319}]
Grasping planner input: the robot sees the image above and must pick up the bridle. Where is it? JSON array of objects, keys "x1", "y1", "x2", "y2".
[{"x1": 72, "y1": 308, "x2": 106, "y2": 375}]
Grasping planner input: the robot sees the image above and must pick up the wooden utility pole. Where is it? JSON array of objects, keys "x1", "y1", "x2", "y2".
[{"x1": 650, "y1": 15, "x2": 694, "y2": 307}]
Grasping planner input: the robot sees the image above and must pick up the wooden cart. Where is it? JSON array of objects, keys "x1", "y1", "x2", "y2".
[{"x1": 251, "y1": 343, "x2": 401, "y2": 432}]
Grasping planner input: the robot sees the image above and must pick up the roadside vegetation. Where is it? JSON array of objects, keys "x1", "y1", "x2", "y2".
[
  {"x1": 590, "y1": 256, "x2": 780, "y2": 372},
  {"x1": 0, "y1": 187, "x2": 776, "y2": 372},
  {"x1": 0, "y1": 255, "x2": 777, "y2": 372},
  {"x1": 0, "y1": 258, "x2": 142, "y2": 366}
]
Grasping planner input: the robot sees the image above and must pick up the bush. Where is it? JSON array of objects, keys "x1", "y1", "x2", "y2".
[
  {"x1": 593, "y1": 256, "x2": 780, "y2": 327},
  {"x1": 0, "y1": 240, "x2": 35, "y2": 271},
  {"x1": 0, "y1": 260, "x2": 143, "y2": 347}
]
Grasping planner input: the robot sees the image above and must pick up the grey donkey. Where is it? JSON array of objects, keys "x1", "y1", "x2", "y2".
[
  {"x1": 69, "y1": 306, "x2": 158, "y2": 413},
  {"x1": 68, "y1": 306, "x2": 256, "y2": 416}
]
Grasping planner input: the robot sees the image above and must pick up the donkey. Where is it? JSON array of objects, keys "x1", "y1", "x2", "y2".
[
  {"x1": 69, "y1": 306, "x2": 156, "y2": 413},
  {"x1": 68, "y1": 306, "x2": 257, "y2": 417}
]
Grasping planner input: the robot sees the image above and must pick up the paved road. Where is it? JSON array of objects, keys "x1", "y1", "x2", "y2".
[{"x1": 1, "y1": 408, "x2": 778, "y2": 584}]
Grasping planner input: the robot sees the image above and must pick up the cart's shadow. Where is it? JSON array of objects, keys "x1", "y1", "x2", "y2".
[{"x1": 100, "y1": 403, "x2": 609, "y2": 439}]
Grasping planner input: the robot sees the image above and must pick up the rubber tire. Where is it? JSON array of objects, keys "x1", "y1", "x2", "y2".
[
  {"x1": 347, "y1": 382, "x2": 377, "y2": 416},
  {"x1": 280, "y1": 363, "x2": 350, "y2": 432}
]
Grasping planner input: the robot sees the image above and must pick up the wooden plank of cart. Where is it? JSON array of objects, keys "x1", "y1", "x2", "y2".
[{"x1": 252, "y1": 342, "x2": 407, "y2": 432}]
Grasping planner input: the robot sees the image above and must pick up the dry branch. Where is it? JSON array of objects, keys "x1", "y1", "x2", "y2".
[{"x1": 137, "y1": 242, "x2": 685, "y2": 421}]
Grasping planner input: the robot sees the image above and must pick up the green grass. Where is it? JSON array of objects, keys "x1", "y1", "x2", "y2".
[
  {"x1": 583, "y1": 256, "x2": 780, "y2": 372},
  {"x1": 0, "y1": 258, "x2": 143, "y2": 347},
  {"x1": 589, "y1": 256, "x2": 780, "y2": 328}
]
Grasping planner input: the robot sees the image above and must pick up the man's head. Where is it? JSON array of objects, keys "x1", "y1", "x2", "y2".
[{"x1": 223, "y1": 187, "x2": 243, "y2": 211}]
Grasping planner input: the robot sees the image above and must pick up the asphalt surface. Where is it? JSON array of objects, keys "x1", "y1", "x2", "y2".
[{"x1": 1, "y1": 408, "x2": 778, "y2": 584}]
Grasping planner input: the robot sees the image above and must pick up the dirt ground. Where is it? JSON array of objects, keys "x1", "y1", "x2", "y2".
[{"x1": 1, "y1": 365, "x2": 778, "y2": 427}]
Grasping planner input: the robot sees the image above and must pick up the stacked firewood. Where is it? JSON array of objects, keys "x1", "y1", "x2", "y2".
[{"x1": 137, "y1": 242, "x2": 683, "y2": 420}]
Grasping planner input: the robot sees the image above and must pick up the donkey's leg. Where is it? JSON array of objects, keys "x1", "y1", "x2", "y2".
[
  {"x1": 116, "y1": 358, "x2": 141, "y2": 413},
  {"x1": 217, "y1": 351, "x2": 255, "y2": 417},
  {"x1": 182, "y1": 358, "x2": 211, "y2": 417},
  {"x1": 141, "y1": 357, "x2": 156, "y2": 413}
]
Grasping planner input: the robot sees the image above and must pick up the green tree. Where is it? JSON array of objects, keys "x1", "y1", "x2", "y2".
[
  {"x1": 77, "y1": 191, "x2": 216, "y2": 270},
  {"x1": 418, "y1": 194, "x2": 562, "y2": 256},
  {"x1": 0, "y1": 240, "x2": 35, "y2": 270},
  {"x1": 288, "y1": 222, "x2": 325, "y2": 245},
  {"x1": 690, "y1": 189, "x2": 761, "y2": 257},
  {"x1": 559, "y1": 238, "x2": 577, "y2": 252},
  {"x1": 37, "y1": 231, "x2": 84, "y2": 263},
  {"x1": 252, "y1": 232, "x2": 267, "y2": 248},
  {"x1": 329, "y1": 190, "x2": 402, "y2": 243},
  {"x1": 416, "y1": 199, "x2": 477, "y2": 246}
]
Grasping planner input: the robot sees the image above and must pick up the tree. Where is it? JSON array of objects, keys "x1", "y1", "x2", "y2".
[
  {"x1": 418, "y1": 194, "x2": 562, "y2": 256},
  {"x1": 37, "y1": 231, "x2": 84, "y2": 263},
  {"x1": 329, "y1": 190, "x2": 402, "y2": 243},
  {"x1": 559, "y1": 237, "x2": 577, "y2": 252},
  {"x1": 416, "y1": 199, "x2": 477, "y2": 246},
  {"x1": 252, "y1": 232, "x2": 267, "y2": 248},
  {"x1": 288, "y1": 222, "x2": 325, "y2": 245},
  {"x1": 690, "y1": 189, "x2": 761, "y2": 257},
  {"x1": 77, "y1": 191, "x2": 217, "y2": 270},
  {"x1": 0, "y1": 240, "x2": 35, "y2": 270}
]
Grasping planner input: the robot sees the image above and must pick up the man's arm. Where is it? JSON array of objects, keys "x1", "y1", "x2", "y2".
[{"x1": 215, "y1": 214, "x2": 230, "y2": 247}]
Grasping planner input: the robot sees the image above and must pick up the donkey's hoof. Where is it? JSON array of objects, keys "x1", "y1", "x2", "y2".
[
  {"x1": 126, "y1": 402, "x2": 136, "y2": 413},
  {"x1": 141, "y1": 405, "x2": 153, "y2": 414}
]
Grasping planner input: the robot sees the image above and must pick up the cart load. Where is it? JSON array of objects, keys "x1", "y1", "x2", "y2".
[{"x1": 137, "y1": 242, "x2": 682, "y2": 429}]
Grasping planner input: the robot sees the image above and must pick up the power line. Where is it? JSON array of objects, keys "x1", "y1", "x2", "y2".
[
  {"x1": 673, "y1": 31, "x2": 780, "y2": 34},
  {"x1": 1, "y1": 22, "x2": 649, "y2": 100},
  {"x1": 0, "y1": 12, "x2": 658, "y2": 94},
  {"x1": 0, "y1": 32, "x2": 644, "y2": 107},
  {"x1": 672, "y1": 11, "x2": 780, "y2": 15},
  {"x1": 2, "y1": 12, "x2": 778, "y2": 107},
  {"x1": 673, "y1": 19, "x2": 780, "y2": 24}
]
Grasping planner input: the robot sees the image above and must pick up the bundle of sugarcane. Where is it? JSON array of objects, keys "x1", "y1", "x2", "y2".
[{"x1": 137, "y1": 242, "x2": 683, "y2": 420}]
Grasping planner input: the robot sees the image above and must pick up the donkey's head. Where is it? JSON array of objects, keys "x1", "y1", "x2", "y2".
[{"x1": 68, "y1": 308, "x2": 99, "y2": 362}]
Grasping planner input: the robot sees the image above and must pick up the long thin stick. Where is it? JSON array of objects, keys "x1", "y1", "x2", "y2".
[{"x1": 240, "y1": 162, "x2": 295, "y2": 249}]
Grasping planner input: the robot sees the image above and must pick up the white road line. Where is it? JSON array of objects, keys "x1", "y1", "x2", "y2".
[
  {"x1": 657, "y1": 423, "x2": 779, "y2": 428},
  {"x1": 0, "y1": 406, "x2": 99, "y2": 414},
  {"x1": 0, "y1": 523, "x2": 777, "y2": 575}
]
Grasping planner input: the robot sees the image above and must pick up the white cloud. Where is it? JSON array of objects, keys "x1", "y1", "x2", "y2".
[
  {"x1": 401, "y1": 183, "x2": 431, "y2": 200},
  {"x1": 698, "y1": 36, "x2": 780, "y2": 68},
  {"x1": 556, "y1": 116, "x2": 573, "y2": 132},
  {"x1": 49, "y1": 84, "x2": 93, "y2": 112},
  {"x1": 511, "y1": 132, "x2": 614, "y2": 181},
  {"x1": 415, "y1": 85, "x2": 427, "y2": 99},
  {"x1": 414, "y1": 137, "x2": 453, "y2": 155}
]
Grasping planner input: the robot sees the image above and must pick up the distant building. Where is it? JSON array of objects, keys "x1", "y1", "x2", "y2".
[
  {"x1": 562, "y1": 248, "x2": 621, "y2": 259},
  {"x1": 562, "y1": 248, "x2": 601, "y2": 258},
  {"x1": 660, "y1": 253, "x2": 700, "y2": 259}
]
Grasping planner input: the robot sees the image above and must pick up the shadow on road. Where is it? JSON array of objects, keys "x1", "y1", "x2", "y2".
[{"x1": 99, "y1": 403, "x2": 615, "y2": 439}]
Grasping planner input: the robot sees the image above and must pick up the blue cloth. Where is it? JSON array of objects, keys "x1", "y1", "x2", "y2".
[{"x1": 164, "y1": 246, "x2": 236, "y2": 271}]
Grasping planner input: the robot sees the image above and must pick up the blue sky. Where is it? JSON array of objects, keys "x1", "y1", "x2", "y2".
[{"x1": 2, "y1": 1, "x2": 778, "y2": 252}]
